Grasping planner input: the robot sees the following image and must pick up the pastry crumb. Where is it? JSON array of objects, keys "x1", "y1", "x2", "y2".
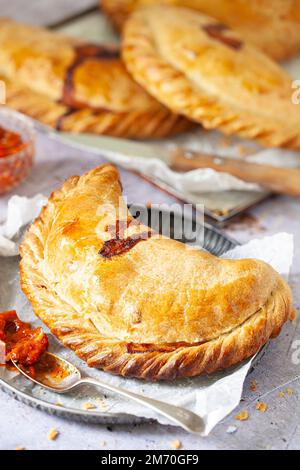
[
  {"x1": 235, "y1": 410, "x2": 249, "y2": 421},
  {"x1": 170, "y1": 439, "x2": 181, "y2": 449},
  {"x1": 55, "y1": 401, "x2": 63, "y2": 407},
  {"x1": 256, "y1": 402, "x2": 268, "y2": 413},
  {"x1": 47, "y1": 428, "x2": 59, "y2": 441},
  {"x1": 15, "y1": 446, "x2": 26, "y2": 451},
  {"x1": 250, "y1": 380, "x2": 257, "y2": 392},
  {"x1": 226, "y1": 425, "x2": 237, "y2": 434},
  {"x1": 287, "y1": 389, "x2": 294, "y2": 395},
  {"x1": 82, "y1": 402, "x2": 96, "y2": 410},
  {"x1": 278, "y1": 391, "x2": 285, "y2": 398}
]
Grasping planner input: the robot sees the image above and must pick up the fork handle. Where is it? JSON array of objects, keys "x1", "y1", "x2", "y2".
[{"x1": 79, "y1": 377, "x2": 204, "y2": 434}]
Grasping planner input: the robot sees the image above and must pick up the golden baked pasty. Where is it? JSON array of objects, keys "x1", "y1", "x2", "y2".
[
  {"x1": 122, "y1": 5, "x2": 300, "y2": 150},
  {"x1": 102, "y1": 0, "x2": 300, "y2": 61},
  {"x1": 20, "y1": 164, "x2": 293, "y2": 381},
  {"x1": 0, "y1": 19, "x2": 191, "y2": 139}
]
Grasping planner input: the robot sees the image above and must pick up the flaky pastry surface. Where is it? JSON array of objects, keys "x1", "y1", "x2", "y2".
[
  {"x1": 102, "y1": 0, "x2": 300, "y2": 61},
  {"x1": 20, "y1": 164, "x2": 293, "y2": 380},
  {"x1": 0, "y1": 18, "x2": 190, "y2": 139},
  {"x1": 122, "y1": 5, "x2": 300, "y2": 149}
]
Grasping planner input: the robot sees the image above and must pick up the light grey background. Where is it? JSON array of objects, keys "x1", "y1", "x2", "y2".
[
  {"x1": 0, "y1": 0, "x2": 98, "y2": 26},
  {"x1": 0, "y1": 0, "x2": 299, "y2": 451}
]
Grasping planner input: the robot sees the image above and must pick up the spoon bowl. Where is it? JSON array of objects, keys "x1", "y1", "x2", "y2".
[
  {"x1": 12, "y1": 352, "x2": 205, "y2": 434},
  {"x1": 12, "y1": 352, "x2": 81, "y2": 393}
]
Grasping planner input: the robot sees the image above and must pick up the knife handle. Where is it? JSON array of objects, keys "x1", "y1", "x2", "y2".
[{"x1": 170, "y1": 149, "x2": 300, "y2": 197}]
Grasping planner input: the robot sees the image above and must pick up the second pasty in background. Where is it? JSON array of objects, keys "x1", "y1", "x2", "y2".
[
  {"x1": 102, "y1": 0, "x2": 300, "y2": 61},
  {"x1": 0, "y1": 18, "x2": 191, "y2": 139}
]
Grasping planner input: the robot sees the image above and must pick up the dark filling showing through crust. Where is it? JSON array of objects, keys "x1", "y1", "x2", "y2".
[
  {"x1": 99, "y1": 219, "x2": 153, "y2": 259},
  {"x1": 126, "y1": 341, "x2": 205, "y2": 354},
  {"x1": 55, "y1": 108, "x2": 78, "y2": 131},
  {"x1": 56, "y1": 43, "x2": 120, "y2": 130},
  {"x1": 202, "y1": 23, "x2": 243, "y2": 50},
  {"x1": 62, "y1": 43, "x2": 120, "y2": 108}
]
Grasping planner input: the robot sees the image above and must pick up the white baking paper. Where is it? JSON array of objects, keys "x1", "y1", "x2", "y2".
[
  {"x1": 0, "y1": 194, "x2": 47, "y2": 257},
  {"x1": 137, "y1": 128, "x2": 300, "y2": 195},
  {"x1": 0, "y1": 196, "x2": 294, "y2": 435},
  {"x1": 96, "y1": 129, "x2": 262, "y2": 193},
  {"x1": 95, "y1": 145, "x2": 261, "y2": 194}
]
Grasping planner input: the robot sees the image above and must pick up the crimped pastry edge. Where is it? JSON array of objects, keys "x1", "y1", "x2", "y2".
[
  {"x1": 121, "y1": 7, "x2": 300, "y2": 150},
  {"x1": 102, "y1": 0, "x2": 300, "y2": 61},
  {"x1": 2, "y1": 75, "x2": 192, "y2": 139},
  {"x1": 20, "y1": 165, "x2": 293, "y2": 381},
  {"x1": 0, "y1": 17, "x2": 193, "y2": 140}
]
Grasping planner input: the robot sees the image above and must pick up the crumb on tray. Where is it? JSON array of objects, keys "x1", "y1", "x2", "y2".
[
  {"x1": 256, "y1": 402, "x2": 268, "y2": 413},
  {"x1": 47, "y1": 428, "x2": 59, "y2": 441},
  {"x1": 82, "y1": 402, "x2": 97, "y2": 410},
  {"x1": 170, "y1": 439, "x2": 181, "y2": 449},
  {"x1": 250, "y1": 380, "x2": 257, "y2": 392},
  {"x1": 235, "y1": 410, "x2": 249, "y2": 421}
]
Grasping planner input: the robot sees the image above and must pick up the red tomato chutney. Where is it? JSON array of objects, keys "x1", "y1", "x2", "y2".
[
  {"x1": 0, "y1": 125, "x2": 33, "y2": 194},
  {"x1": 0, "y1": 126, "x2": 24, "y2": 158},
  {"x1": 0, "y1": 310, "x2": 48, "y2": 366}
]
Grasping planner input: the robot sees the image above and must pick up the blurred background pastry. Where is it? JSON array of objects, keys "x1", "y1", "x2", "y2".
[
  {"x1": 0, "y1": 18, "x2": 191, "y2": 139},
  {"x1": 102, "y1": 0, "x2": 300, "y2": 61}
]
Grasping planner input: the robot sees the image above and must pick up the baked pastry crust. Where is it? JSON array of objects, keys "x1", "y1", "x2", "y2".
[
  {"x1": 102, "y1": 0, "x2": 300, "y2": 61},
  {"x1": 20, "y1": 164, "x2": 293, "y2": 380},
  {"x1": 122, "y1": 5, "x2": 300, "y2": 149},
  {"x1": 0, "y1": 18, "x2": 191, "y2": 139}
]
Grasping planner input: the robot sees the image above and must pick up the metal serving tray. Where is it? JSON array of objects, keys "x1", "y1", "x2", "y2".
[{"x1": 0, "y1": 207, "x2": 266, "y2": 425}]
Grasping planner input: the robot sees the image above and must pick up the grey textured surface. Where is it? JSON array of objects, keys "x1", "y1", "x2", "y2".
[
  {"x1": 0, "y1": 0, "x2": 300, "y2": 451},
  {"x1": 0, "y1": 131, "x2": 299, "y2": 450},
  {"x1": 0, "y1": 0, "x2": 98, "y2": 26}
]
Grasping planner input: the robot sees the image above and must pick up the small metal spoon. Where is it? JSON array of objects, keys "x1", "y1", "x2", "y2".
[{"x1": 12, "y1": 352, "x2": 204, "y2": 434}]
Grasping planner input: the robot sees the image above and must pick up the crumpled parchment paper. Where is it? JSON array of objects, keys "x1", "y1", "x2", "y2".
[{"x1": 0, "y1": 195, "x2": 294, "y2": 435}]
